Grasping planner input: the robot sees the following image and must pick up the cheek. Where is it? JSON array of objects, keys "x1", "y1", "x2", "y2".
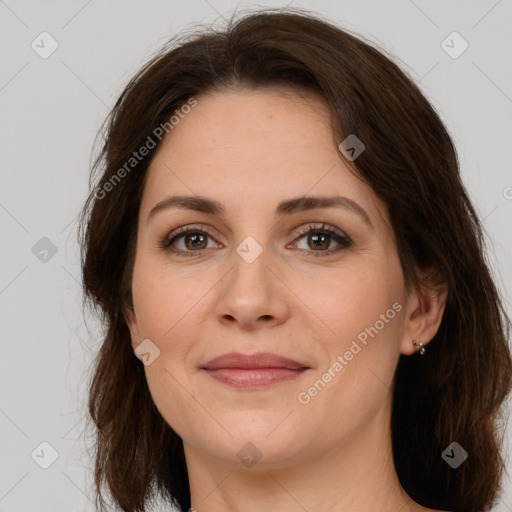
[
  {"x1": 131, "y1": 257, "x2": 196, "y2": 341},
  {"x1": 131, "y1": 263, "x2": 204, "y2": 436},
  {"x1": 295, "y1": 257, "x2": 404, "y2": 412},
  {"x1": 301, "y1": 257, "x2": 404, "y2": 349}
]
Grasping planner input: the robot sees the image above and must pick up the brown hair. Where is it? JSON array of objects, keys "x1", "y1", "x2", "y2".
[{"x1": 78, "y1": 7, "x2": 512, "y2": 512}]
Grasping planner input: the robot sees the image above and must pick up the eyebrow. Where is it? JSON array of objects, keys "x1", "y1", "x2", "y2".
[{"x1": 147, "y1": 194, "x2": 373, "y2": 227}]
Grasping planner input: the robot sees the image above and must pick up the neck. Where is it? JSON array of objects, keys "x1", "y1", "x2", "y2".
[{"x1": 184, "y1": 395, "x2": 422, "y2": 512}]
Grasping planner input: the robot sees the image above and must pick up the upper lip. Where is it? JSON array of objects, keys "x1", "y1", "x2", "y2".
[{"x1": 201, "y1": 352, "x2": 309, "y2": 370}]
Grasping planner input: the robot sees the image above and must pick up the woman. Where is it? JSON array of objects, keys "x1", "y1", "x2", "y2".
[{"x1": 79, "y1": 7, "x2": 512, "y2": 512}]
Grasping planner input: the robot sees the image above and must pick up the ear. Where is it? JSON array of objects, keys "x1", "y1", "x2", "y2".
[
  {"x1": 124, "y1": 305, "x2": 141, "y2": 352},
  {"x1": 399, "y1": 276, "x2": 448, "y2": 356}
]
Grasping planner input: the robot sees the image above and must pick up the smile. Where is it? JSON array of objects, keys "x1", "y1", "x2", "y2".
[{"x1": 200, "y1": 351, "x2": 311, "y2": 389}]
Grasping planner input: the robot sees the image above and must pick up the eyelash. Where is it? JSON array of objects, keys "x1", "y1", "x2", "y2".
[{"x1": 159, "y1": 223, "x2": 352, "y2": 258}]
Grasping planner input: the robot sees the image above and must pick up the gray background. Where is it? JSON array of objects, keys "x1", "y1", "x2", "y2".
[{"x1": 1, "y1": 0, "x2": 511, "y2": 511}]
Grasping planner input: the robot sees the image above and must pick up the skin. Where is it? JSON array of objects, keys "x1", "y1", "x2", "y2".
[{"x1": 125, "y1": 88, "x2": 449, "y2": 512}]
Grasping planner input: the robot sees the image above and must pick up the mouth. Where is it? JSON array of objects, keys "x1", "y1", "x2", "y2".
[{"x1": 200, "y1": 352, "x2": 310, "y2": 389}]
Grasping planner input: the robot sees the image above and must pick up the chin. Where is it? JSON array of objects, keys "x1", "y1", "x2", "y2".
[
  {"x1": 202, "y1": 434, "x2": 304, "y2": 471},
  {"x1": 187, "y1": 411, "x2": 305, "y2": 468}
]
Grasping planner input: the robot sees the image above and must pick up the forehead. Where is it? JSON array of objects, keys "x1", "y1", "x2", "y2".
[
  {"x1": 157, "y1": 88, "x2": 336, "y2": 162},
  {"x1": 141, "y1": 88, "x2": 386, "y2": 225}
]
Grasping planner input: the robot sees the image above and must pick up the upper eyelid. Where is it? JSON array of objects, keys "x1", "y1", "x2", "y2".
[
  {"x1": 164, "y1": 222, "x2": 350, "y2": 245},
  {"x1": 161, "y1": 224, "x2": 352, "y2": 260}
]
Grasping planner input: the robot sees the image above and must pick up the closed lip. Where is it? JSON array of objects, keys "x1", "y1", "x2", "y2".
[{"x1": 201, "y1": 351, "x2": 309, "y2": 370}]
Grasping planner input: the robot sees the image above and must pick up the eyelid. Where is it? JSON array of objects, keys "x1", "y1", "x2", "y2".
[
  {"x1": 160, "y1": 222, "x2": 352, "y2": 257},
  {"x1": 159, "y1": 224, "x2": 221, "y2": 254},
  {"x1": 292, "y1": 222, "x2": 351, "y2": 243}
]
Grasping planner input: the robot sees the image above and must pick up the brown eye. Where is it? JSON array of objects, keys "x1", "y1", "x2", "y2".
[
  {"x1": 292, "y1": 223, "x2": 352, "y2": 257},
  {"x1": 160, "y1": 225, "x2": 219, "y2": 257},
  {"x1": 306, "y1": 232, "x2": 331, "y2": 250},
  {"x1": 182, "y1": 232, "x2": 208, "y2": 250},
  {"x1": 160, "y1": 223, "x2": 351, "y2": 258}
]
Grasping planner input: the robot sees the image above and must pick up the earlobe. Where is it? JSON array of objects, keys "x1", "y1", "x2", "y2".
[{"x1": 400, "y1": 280, "x2": 448, "y2": 356}]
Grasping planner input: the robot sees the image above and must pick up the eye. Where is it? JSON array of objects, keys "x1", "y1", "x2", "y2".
[
  {"x1": 159, "y1": 223, "x2": 352, "y2": 258},
  {"x1": 289, "y1": 223, "x2": 352, "y2": 258},
  {"x1": 159, "y1": 224, "x2": 220, "y2": 257}
]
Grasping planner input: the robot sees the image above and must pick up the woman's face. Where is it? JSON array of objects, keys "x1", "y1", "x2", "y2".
[{"x1": 126, "y1": 88, "x2": 422, "y2": 469}]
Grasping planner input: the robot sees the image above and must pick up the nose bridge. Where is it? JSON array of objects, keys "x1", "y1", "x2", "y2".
[
  {"x1": 235, "y1": 233, "x2": 266, "y2": 266},
  {"x1": 229, "y1": 231, "x2": 274, "y2": 292},
  {"x1": 227, "y1": 202, "x2": 276, "y2": 267},
  {"x1": 214, "y1": 226, "x2": 289, "y2": 328}
]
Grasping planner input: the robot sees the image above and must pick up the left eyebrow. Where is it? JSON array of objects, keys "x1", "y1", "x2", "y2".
[{"x1": 147, "y1": 194, "x2": 373, "y2": 228}]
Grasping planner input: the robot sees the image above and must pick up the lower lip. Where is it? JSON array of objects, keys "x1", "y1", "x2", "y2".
[{"x1": 203, "y1": 368, "x2": 307, "y2": 389}]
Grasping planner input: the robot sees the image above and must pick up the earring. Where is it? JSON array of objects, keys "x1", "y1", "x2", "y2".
[{"x1": 413, "y1": 339, "x2": 426, "y2": 355}]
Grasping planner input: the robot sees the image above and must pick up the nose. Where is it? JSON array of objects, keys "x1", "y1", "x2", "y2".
[{"x1": 214, "y1": 239, "x2": 290, "y2": 331}]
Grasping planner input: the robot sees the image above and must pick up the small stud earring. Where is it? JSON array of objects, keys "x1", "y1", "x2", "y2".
[{"x1": 413, "y1": 339, "x2": 426, "y2": 355}]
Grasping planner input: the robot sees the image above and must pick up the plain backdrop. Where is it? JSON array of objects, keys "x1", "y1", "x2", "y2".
[{"x1": 1, "y1": 1, "x2": 511, "y2": 511}]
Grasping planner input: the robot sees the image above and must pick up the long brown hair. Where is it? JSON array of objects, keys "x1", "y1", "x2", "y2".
[{"x1": 78, "y1": 7, "x2": 512, "y2": 512}]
